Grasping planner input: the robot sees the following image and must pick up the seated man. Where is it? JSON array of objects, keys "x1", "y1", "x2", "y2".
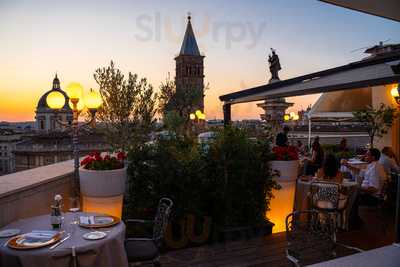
[{"x1": 343, "y1": 148, "x2": 386, "y2": 198}]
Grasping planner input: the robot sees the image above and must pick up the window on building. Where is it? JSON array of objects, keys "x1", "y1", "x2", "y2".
[{"x1": 40, "y1": 120, "x2": 45, "y2": 130}]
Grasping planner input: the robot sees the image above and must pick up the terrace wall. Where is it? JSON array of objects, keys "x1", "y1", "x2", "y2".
[{"x1": 0, "y1": 160, "x2": 74, "y2": 227}]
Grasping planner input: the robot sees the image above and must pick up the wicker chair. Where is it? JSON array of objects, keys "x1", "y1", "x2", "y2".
[
  {"x1": 124, "y1": 198, "x2": 173, "y2": 266},
  {"x1": 285, "y1": 210, "x2": 362, "y2": 267}
]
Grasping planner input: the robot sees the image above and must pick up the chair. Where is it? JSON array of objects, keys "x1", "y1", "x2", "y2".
[
  {"x1": 365, "y1": 174, "x2": 392, "y2": 234},
  {"x1": 124, "y1": 198, "x2": 173, "y2": 266},
  {"x1": 285, "y1": 210, "x2": 362, "y2": 267},
  {"x1": 310, "y1": 181, "x2": 348, "y2": 235}
]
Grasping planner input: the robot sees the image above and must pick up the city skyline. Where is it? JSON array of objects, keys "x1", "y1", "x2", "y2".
[{"x1": 1, "y1": 0, "x2": 400, "y2": 122}]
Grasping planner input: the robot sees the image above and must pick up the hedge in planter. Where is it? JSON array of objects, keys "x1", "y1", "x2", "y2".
[{"x1": 125, "y1": 126, "x2": 278, "y2": 246}]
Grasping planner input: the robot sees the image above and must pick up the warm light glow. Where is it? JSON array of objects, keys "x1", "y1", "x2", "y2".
[
  {"x1": 195, "y1": 110, "x2": 202, "y2": 118},
  {"x1": 65, "y1": 82, "x2": 83, "y2": 100},
  {"x1": 199, "y1": 113, "x2": 206, "y2": 120},
  {"x1": 390, "y1": 84, "x2": 399, "y2": 97},
  {"x1": 284, "y1": 114, "x2": 290, "y2": 121},
  {"x1": 293, "y1": 114, "x2": 299, "y2": 120},
  {"x1": 46, "y1": 91, "x2": 66, "y2": 109},
  {"x1": 84, "y1": 88, "x2": 103, "y2": 109},
  {"x1": 69, "y1": 99, "x2": 85, "y2": 111},
  {"x1": 289, "y1": 111, "x2": 295, "y2": 118},
  {"x1": 267, "y1": 181, "x2": 296, "y2": 233},
  {"x1": 82, "y1": 195, "x2": 123, "y2": 219},
  {"x1": 189, "y1": 113, "x2": 196, "y2": 120}
]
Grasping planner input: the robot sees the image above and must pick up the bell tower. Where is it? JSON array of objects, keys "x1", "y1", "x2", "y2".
[{"x1": 175, "y1": 15, "x2": 205, "y2": 111}]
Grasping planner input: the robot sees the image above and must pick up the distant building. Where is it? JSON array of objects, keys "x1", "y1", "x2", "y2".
[
  {"x1": 7, "y1": 74, "x2": 110, "y2": 173},
  {"x1": 363, "y1": 42, "x2": 400, "y2": 60},
  {"x1": 175, "y1": 15, "x2": 205, "y2": 112},
  {"x1": 35, "y1": 74, "x2": 72, "y2": 132},
  {"x1": 13, "y1": 130, "x2": 109, "y2": 172},
  {"x1": 0, "y1": 129, "x2": 24, "y2": 175}
]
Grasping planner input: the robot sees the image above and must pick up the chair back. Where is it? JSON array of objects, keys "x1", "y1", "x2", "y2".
[
  {"x1": 285, "y1": 210, "x2": 340, "y2": 265},
  {"x1": 310, "y1": 181, "x2": 340, "y2": 211},
  {"x1": 152, "y1": 198, "x2": 173, "y2": 245}
]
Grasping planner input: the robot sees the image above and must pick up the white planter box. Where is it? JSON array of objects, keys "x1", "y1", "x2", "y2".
[
  {"x1": 79, "y1": 167, "x2": 127, "y2": 197},
  {"x1": 269, "y1": 160, "x2": 299, "y2": 182}
]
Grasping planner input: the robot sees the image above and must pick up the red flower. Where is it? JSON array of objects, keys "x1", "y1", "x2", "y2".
[
  {"x1": 117, "y1": 151, "x2": 126, "y2": 160},
  {"x1": 94, "y1": 154, "x2": 102, "y2": 161},
  {"x1": 104, "y1": 155, "x2": 111, "y2": 161},
  {"x1": 81, "y1": 156, "x2": 94, "y2": 166},
  {"x1": 272, "y1": 145, "x2": 299, "y2": 161}
]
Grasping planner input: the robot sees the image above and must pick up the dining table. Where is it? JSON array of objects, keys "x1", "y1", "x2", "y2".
[
  {"x1": 0, "y1": 212, "x2": 129, "y2": 267},
  {"x1": 294, "y1": 178, "x2": 359, "y2": 230},
  {"x1": 340, "y1": 158, "x2": 369, "y2": 184}
]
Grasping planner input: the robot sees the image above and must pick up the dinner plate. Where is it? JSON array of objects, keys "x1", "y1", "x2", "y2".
[
  {"x1": 78, "y1": 215, "x2": 120, "y2": 228},
  {"x1": 7, "y1": 232, "x2": 61, "y2": 250},
  {"x1": 0, "y1": 229, "x2": 20, "y2": 238},
  {"x1": 83, "y1": 231, "x2": 107, "y2": 240}
]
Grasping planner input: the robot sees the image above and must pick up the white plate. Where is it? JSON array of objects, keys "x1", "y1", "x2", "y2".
[
  {"x1": 83, "y1": 231, "x2": 107, "y2": 240},
  {"x1": 0, "y1": 229, "x2": 21, "y2": 238}
]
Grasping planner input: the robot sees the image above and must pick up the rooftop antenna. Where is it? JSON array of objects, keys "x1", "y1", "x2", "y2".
[{"x1": 350, "y1": 39, "x2": 391, "y2": 53}]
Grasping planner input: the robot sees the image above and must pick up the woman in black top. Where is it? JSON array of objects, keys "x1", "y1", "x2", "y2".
[{"x1": 305, "y1": 140, "x2": 324, "y2": 175}]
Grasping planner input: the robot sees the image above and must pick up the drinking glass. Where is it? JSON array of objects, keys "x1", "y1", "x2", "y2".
[{"x1": 68, "y1": 197, "x2": 81, "y2": 233}]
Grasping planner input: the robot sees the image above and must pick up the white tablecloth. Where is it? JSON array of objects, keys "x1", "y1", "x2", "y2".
[
  {"x1": 0, "y1": 213, "x2": 129, "y2": 267},
  {"x1": 308, "y1": 244, "x2": 400, "y2": 267}
]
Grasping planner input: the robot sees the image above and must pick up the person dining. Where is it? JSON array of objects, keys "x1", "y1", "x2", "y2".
[
  {"x1": 296, "y1": 140, "x2": 306, "y2": 156},
  {"x1": 316, "y1": 153, "x2": 343, "y2": 184},
  {"x1": 379, "y1": 146, "x2": 400, "y2": 175},
  {"x1": 343, "y1": 148, "x2": 386, "y2": 195},
  {"x1": 275, "y1": 126, "x2": 290, "y2": 147},
  {"x1": 339, "y1": 138, "x2": 349, "y2": 152},
  {"x1": 304, "y1": 137, "x2": 324, "y2": 175}
]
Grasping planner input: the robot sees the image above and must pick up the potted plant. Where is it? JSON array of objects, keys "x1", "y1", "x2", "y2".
[
  {"x1": 270, "y1": 146, "x2": 299, "y2": 181},
  {"x1": 79, "y1": 151, "x2": 127, "y2": 217}
]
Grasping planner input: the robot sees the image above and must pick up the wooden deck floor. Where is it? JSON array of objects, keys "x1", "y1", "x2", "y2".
[{"x1": 158, "y1": 207, "x2": 395, "y2": 267}]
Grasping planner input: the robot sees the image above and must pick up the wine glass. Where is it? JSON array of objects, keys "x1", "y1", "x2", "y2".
[{"x1": 68, "y1": 197, "x2": 81, "y2": 232}]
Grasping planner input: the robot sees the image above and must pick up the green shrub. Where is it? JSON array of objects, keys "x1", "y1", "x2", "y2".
[{"x1": 124, "y1": 126, "x2": 278, "y2": 228}]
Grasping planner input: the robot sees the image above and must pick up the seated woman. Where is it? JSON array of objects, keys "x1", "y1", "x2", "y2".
[
  {"x1": 317, "y1": 153, "x2": 343, "y2": 183},
  {"x1": 315, "y1": 154, "x2": 347, "y2": 211},
  {"x1": 304, "y1": 140, "x2": 324, "y2": 175}
]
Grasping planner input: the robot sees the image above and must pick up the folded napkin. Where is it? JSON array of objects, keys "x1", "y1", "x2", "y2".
[
  {"x1": 79, "y1": 216, "x2": 95, "y2": 225},
  {"x1": 21, "y1": 230, "x2": 58, "y2": 244}
]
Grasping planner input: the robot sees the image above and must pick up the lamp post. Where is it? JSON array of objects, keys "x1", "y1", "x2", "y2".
[
  {"x1": 390, "y1": 82, "x2": 400, "y2": 244},
  {"x1": 46, "y1": 83, "x2": 102, "y2": 197},
  {"x1": 189, "y1": 110, "x2": 206, "y2": 134},
  {"x1": 284, "y1": 112, "x2": 299, "y2": 122},
  {"x1": 189, "y1": 110, "x2": 206, "y2": 123}
]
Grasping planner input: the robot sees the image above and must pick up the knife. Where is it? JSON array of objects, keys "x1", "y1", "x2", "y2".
[{"x1": 49, "y1": 233, "x2": 71, "y2": 250}]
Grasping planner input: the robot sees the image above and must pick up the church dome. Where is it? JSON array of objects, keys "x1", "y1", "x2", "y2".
[{"x1": 36, "y1": 74, "x2": 71, "y2": 111}]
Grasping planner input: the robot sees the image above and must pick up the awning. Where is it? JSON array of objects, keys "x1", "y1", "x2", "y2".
[
  {"x1": 219, "y1": 54, "x2": 400, "y2": 105},
  {"x1": 307, "y1": 87, "x2": 372, "y2": 119},
  {"x1": 320, "y1": 0, "x2": 400, "y2": 22}
]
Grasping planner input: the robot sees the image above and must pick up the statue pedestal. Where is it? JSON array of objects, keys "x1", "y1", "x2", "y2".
[{"x1": 269, "y1": 78, "x2": 280, "y2": 84}]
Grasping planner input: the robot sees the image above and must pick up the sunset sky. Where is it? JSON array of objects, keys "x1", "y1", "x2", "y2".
[{"x1": 1, "y1": 0, "x2": 399, "y2": 122}]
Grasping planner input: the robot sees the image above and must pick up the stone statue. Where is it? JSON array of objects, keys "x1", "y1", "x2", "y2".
[{"x1": 268, "y1": 48, "x2": 281, "y2": 82}]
